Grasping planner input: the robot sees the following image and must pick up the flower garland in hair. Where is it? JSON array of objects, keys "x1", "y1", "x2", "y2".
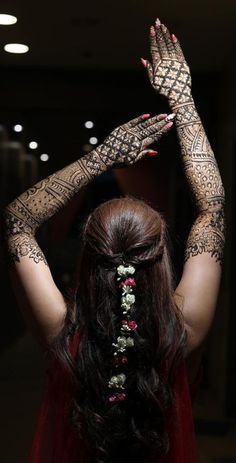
[{"x1": 107, "y1": 264, "x2": 138, "y2": 404}]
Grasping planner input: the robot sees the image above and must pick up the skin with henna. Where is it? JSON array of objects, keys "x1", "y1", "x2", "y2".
[
  {"x1": 3, "y1": 114, "x2": 173, "y2": 267},
  {"x1": 141, "y1": 18, "x2": 225, "y2": 379},
  {"x1": 142, "y1": 19, "x2": 225, "y2": 265}
]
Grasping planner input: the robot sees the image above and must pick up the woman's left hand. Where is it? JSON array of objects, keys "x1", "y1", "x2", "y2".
[
  {"x1": 95, "y1": 113, "x2": 174, "y2": 167},
  {"x1": 141, "y1": 19, "x2": 192, "y2": 108}
]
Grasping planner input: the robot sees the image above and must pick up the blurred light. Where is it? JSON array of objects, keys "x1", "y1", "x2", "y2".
[
  {"x1": 29, "y1": 141, "x2": 38, "y2": 149},
  {"x1": 13, "y1": 124, "x2": 23, "y2": 132},
  {"x1": 4, "y1": 43, "x2": 29, "y2": 54},
  {"x1": 84, "y1": 121, "x2": 94, "y2": 129},
  {"x1": 0, "y1": 14, "x2": 17, "y2": 25},
  {"x1": 40, "y1": 153, "x2": 49, "y2": 162},
  {"x1": 89, "y1": 136, "x2": 98, "y2": 145}
]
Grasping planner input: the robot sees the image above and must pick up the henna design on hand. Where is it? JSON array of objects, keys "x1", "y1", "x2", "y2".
[
  {"x1": 144, "y1": 24, "x2": 192, "y2": 106},
  {"x1": 3, "y1": 114, "x2": 173, "y2": 265},
  {"x1": 95, "y1": 114, "x2": 173, "y2": 167}
]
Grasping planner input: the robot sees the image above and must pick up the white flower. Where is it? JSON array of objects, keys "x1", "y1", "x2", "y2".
[
  {"x1": 108, "y1": 373, "x2": 126, "y2": 389},
  {"x1": 122, "y1": 294, "x2": 135, "y2": 305},
  {"x1": 122, "y1": 285, "x2": 133, "y2": 295},
  {"x1": 112, "y1": 336, "x2": 127, "y2": 352},
  {"x1": 126, "y1": 337, "x2": 134, "y2": 347},
  {"x1": 117, "y1": 264, "x2": 135, "y2": 278}
]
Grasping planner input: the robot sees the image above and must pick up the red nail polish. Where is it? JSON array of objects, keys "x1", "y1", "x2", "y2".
[
  {"x1": 166, "y1": 122, "x2": 173, "y2": 129},
  {"x1": 171, "y1": 34, "x2": 177, "y2": 43},
  {"x1": 147, "y1": 150, "x2": 158, "y2": 156},
  {"x1": 142, "y1": 113, "x2": 150, "y2": 119},
  {"x1": 140, "y1": 57, "x2": 147, "y2": 68}
]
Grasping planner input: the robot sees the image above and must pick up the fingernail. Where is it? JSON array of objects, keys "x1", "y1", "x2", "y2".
[
  {"x1": 161, "y1": 24, "x2": 167, "y2": 33},
  {"x1": 157, "y1": 114, "x2": 168, "y2": 120},
  {"x1": 147, "y1": 150, "x2": 159, "y2": 156},
  {"x1": 165, "y1": 113, "x2": 176, "y2": 121},
  {"x1": 150, "y1": 26, "x2": 156, "y2": 37},
  {"x1": 166, "y1": 121, "x2": 173, "y2": 129},
  {"x1": 140, "y1": 57, "x2": 147, "y2": 68},
  {"x1": 142, "y1": 113, "x2": 150, "y2": 119},
  {"x1": 155, "y1": 18, "x2": 161, "y2": 28},
  {"x1": 171, "y1": 34, "x2": 177, "y2": 43}
]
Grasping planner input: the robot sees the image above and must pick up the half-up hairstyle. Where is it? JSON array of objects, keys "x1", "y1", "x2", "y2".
[{"x1": 49, "y1": 196, "x2": 187, "y2": 463}]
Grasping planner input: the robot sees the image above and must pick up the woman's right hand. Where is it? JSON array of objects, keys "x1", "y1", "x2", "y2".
[
  {"x1": 94, "y1": 112, "x2": 175, "y2": 168},
  {"x1": 141, "y1": 19, "x2": 192, "y2": 108}
]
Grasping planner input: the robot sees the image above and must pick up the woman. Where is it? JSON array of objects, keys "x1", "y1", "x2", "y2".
[{"x1": 3, "y1": 19, "x2": 225, "y2": 463}]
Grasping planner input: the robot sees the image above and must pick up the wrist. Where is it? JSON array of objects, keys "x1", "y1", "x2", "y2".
[
  {"x1": 79, "y1": 147, "x2": 111, "y2": 180},
  {"x1": 169, "y1": 95, "x2": 195, "y2": 112},
  {"x1": 169, "y1": 97, "x2": 201, "y2": 126}
]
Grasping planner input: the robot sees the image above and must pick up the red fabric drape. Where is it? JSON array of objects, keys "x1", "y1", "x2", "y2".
[{"x1": 28, "y1": 330, "x2": 202, "y2": 463}]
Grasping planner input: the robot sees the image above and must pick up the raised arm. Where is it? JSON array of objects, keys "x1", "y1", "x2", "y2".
[
  {"x1": 2, "y1": 114, "x2": 173, "y2": 350},
  {"x1": 142, "y1": 19, "x2": 226, "y2": 355}
]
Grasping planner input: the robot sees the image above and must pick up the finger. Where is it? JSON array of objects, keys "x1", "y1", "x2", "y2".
[
  {"x1": 146, "y1": 60, "x2": 154, "y2": 83},
  {"x1": 140, "y1": 119, "x2": 169, "y2": 138},
  {"x1": 149, "y1": 26, "x2": 161, "y2": 64},
  {"x1": 128, "y1": 113, "x2": 151, "y2": 128},
  {"x1": 132, "y1": 149, "x2": 159, "y2": 163},
  {"x1": 141, "y1": 149, "x2": 159, "y2": 158},
  {"x1": 171, "y1": 33, "x2": 185, "y2": 59},
  {"x1": 160, "y1": 24, "x2": 177, "y2": 57},
  {"x1": 143, "y1": 121, "x2": 174, "y2": 146},
  {"x1": 154, "y1": 23, "x2": 169, "y2": 58},
  {"x1": 138, "y1": 114, "x2": 168, "y2": 129}
]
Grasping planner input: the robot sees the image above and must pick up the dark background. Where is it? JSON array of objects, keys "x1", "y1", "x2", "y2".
[{"x1": 0, "y1": 1, "x2": 235, "y2": 461}]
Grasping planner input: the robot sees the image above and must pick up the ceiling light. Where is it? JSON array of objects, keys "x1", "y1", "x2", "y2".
[
  {"x1": 13, "y1": 124, "x2": 23, "y2": 132},
  {"x1": 40, "y1": 153, "x2": 49, "y2": 162},
  {"x1": 89, "y1": 137, "x2": 98, "y2": 145},
  {"x1": 0, "y1": 14, "x2": 17, "y2": 25},
  {"x1": 84, "y1": 121, "x2": 94, "y2": 129},
  {"x1": 4, "y1": 43, "x2": 29, "y2": 54},
  {"x1": 29, "y1": 141, "x2": 38, "y2": 149}
]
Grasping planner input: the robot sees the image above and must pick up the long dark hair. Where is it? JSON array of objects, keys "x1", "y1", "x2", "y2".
[{"x1": 49, "y1": 196, "x2": 187, "y2": 463}]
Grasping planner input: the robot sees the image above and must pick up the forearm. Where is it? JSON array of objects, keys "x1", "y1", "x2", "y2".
[
  {"x1": 3, "y1": 149, "x2": 108, "y2": 264},
  {"x1": 171, "y1": 96, "x2": 225, "y2": 213},
  {"x1": 170, "y1": 97, "x2": 225, "y2": 264}
]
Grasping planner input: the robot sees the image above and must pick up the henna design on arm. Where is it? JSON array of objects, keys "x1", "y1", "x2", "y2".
[
  {"x1": 144, "y1": 20, "x2": 226, "y2": 265},
  {"x1": 3, "y1": 114, "x2": 173, "y2": 265},
  {"x1": 174, "y1": 103, "x2": 226, "y2": 265},
  {"x1": 3, "y1": 152, "x2": 107, "y2": 266}
]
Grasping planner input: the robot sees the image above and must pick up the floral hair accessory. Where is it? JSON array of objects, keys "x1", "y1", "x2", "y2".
[
  {"x1": 117, "y1": 264, "x2": 135, "y2": 280},
  {"x1": 107, "y1": 262, "x2": 138, "y2": 405}
]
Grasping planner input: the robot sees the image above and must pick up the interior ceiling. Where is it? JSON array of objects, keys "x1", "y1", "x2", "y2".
[{"x1": 0, "y1": 0, "x2": 235, "y2": 71}]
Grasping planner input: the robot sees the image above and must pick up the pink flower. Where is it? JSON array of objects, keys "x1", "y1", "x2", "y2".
[
  {"x1": 122, "y1": 319, "x2": 138, "y2": 330},
  {"x1": 117, "y1": 393, "x2": 126, "y2": 401},
  {"x1": 113, "y1": 355, "x2": 128, "y2": 365},
  {"x1": 128, "y1": 320, "x2": 138, "y2": 330},
  {"x1": 119, "y1": 278, "x2": 136, "y2": 288},
  {"x1": 108, "y1": 393, "x2": 126, "y2": 403}
]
